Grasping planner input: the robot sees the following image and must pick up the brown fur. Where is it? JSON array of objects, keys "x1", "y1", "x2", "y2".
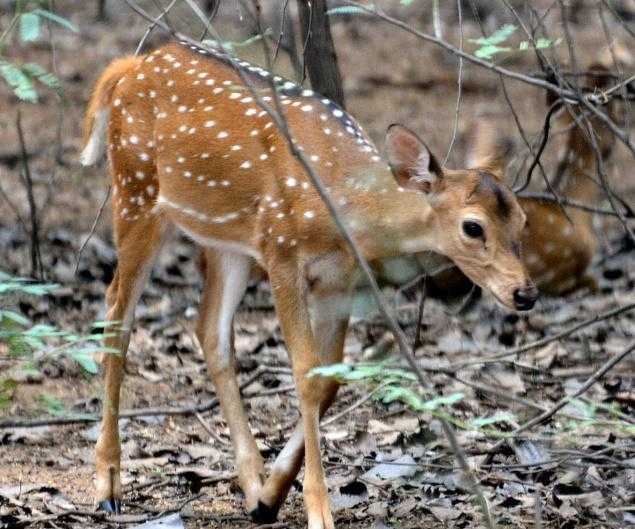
[
  {"x1": 83, "y1": 56, "x2": 143, "y2": 146},
  {"x1": 432, "y1": 65, "x2": 617, "y2": 299},
  {"x1": 84, "y1": 42, "x2": 534, "y2": 528}
]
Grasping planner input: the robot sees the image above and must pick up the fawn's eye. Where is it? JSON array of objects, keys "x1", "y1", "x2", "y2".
[{"x1": 462, "y1": 221, "x2": 484, "y2": 239}]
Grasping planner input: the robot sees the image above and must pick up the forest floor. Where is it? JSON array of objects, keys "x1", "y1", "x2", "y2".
[{"x1": 0, "y1": 2, "x2": 634, "y2": 528}]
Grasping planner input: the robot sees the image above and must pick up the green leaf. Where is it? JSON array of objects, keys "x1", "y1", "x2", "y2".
[
  {"x1": 31, "y1": 9, "x2": 78, "y2": 32},
  {"x1": 470, "y1": 24, "x2": 516, "y2": 46},
  {"x1": 326, "y1": 6, "x2": 368, "y2": 16},
  {"x1": 92, "y1": 320, "x2": 118, "y2": 329},
  {"x1": 421, "y1": 392, "x2": 464, "y2": 410},
  {"x1": 71, "y1": 350, "x2": 100, "y2": 374},
  {"x1": 0, "y1": 310, "x2": 30, "y2": 327},
  {"x1": 474, "y1": 44, "x2": 512, "y2": 59},
  {"x1": 344, "y1": 364, "x2": 385, "y2": 381},
  {"x1": 19, "y1": 12, "x2": 40, "y2": 42},
  {"x1": 377, "y1": 385, "x2": 426, "y2": 411},
  {"x1": 0, "y1": 277, "x2": 58, "y2": 295},
  {"x1": 0, "y1": 60, "x2": 37, "y2": 102},
  {"x1": 377, "y1": 388, "x2": 463, "y2": 413},
  {"x1": 535, "y1": 37, "x2": 555, "y2": 49},
  {"x1": 22, "y1": 63, "x2": 61, "y2": 92},
  {"x1": 309, "y1": 363, "x2": 352, "y2": 379}
]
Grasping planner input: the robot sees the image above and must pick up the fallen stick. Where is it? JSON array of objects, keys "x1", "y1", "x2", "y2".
[
  {"x1": 0, "y1": 366, "x2": 286, "y2": 429},
  {"x1": 484, "y1": 340, "x2": 635, "y2": 460}
]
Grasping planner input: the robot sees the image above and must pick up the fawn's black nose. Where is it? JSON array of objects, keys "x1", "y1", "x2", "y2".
[{"x1": 513, "y1": 285, "x2": 538, "y2": 311}]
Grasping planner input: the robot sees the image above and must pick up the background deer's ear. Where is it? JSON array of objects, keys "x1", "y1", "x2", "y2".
[
  {"x1": 465, "y1": 119, "x2": 514, "y2": 179},
  {"x1": 385, "y1": 124, "x2": 443, "y2": 193}
]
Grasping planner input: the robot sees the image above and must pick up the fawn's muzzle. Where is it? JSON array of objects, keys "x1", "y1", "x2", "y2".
[{"x1": 513, "y1": 284, "x2": 538, "y2": 311}]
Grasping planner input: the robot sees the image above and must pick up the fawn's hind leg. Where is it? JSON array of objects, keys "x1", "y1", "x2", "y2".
[
  {"x1": 196, "y1": 249, "x2": 265, "y2": 512},
  {"x1": 95, "y1": 215, "x2": 169, "y2": 513}
]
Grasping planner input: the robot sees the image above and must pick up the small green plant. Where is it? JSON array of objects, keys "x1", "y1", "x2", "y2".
[
  {"x1": 469, "y1": 24, "x2": 561, "y2": 60},
  {"x1": 310, "y1": 361, "x2": 635, "y2": 438},
  {"x1": 310, "y1": 361, "x2": 465, "y2": 413},
  {"x1": 0, "y1": 270, "x2": 116, "y2": 408},
  {"x1": 0, "y1": 0, "x2": 77, "y2": 103}
]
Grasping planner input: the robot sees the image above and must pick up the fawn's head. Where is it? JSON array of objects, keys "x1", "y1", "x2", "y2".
[{"x1": 385, "y1": 124, "x2": 537, "y2": 311}]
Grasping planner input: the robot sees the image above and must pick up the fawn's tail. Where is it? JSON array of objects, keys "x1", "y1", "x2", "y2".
[{"x1": 80, "y1": 55, "x2": 143, "y2": 166}]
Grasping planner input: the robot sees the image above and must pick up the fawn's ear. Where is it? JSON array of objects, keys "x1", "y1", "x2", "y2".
[{"x1": 385, "y1": 124, "x2": 443, "y2": 193}]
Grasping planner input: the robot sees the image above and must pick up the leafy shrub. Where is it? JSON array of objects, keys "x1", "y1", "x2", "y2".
[
  {"x1": 0, "y1": 1, "x2": 77, "y2": 103},
  {"x1": 0, "y1": 271, "x2": 115, "y2": 409}
]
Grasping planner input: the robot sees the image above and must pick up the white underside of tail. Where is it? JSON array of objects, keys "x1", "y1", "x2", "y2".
[{"x1": 80, "y1": 109, "x2": 110, "y2": 166}]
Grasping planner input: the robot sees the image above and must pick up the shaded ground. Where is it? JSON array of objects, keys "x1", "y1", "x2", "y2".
[{"x1": 1, "y1": 2, "x2": 634, "y2": 528}]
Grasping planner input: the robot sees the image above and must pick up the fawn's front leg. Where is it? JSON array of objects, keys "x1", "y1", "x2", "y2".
[
  {"x1": 267, "y1": 257, "x2": 351, "y2": 529},
  {"x1": 255, "y1": 292, "x2": 351, "y2": 520}
]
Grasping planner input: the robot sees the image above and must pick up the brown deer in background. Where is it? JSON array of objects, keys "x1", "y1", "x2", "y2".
[
  {"x1": 81, "y1": 41, "x2": 536, "y2": 529},
  {"x1": 428, "y1": 65, "x2": 619, "y2": 301}
]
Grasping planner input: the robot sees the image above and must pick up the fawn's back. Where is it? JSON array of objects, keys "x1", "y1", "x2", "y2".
[{"x1": 99, "y1": 41, "x2": 428, "y2": 263}]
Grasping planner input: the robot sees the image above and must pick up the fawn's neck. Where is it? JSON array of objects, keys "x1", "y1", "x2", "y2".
[{"x1": 337, "y1": 178, "x2": 439, "y2": 262}]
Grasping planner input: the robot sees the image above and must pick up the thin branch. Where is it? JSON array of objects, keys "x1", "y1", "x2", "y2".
[
  {"x1": 454, "y1": 301, "x2": 635, "y2": 368},
  {"x1": 272, "y1": 0, "x2": 292, "y2": 67},
  {"x1": 514, "y1": 101, "x2": 562, "y2": 193},
  {"x1": 517, "y1": 192, "x2": 630, "y2": 217},
  {"x1": 195, "y1": 411, "x2": 231, "y2": 447},
  {"x1": 74, "y1": 185, "x2": 111, "y2": 276},
  {"x1": 135, "y1": 0, "x2": 178, "y2": 55},
  {"x1": 466, "y1": 0, "x2": 550, "y2": 187},
  {"x1": 339, "y1": 1, "x2": 572, "y2": 99},
  {"x1": 583, "y1": 114, "x2": 635, "y2": 244},
  {"x1": 442, "y1": 0, "x2": 463, "y2": 165},
  {"x1": 340, "y1": 0, "x2": 635, "y2": 158},
  {"x1": 485, "y1": 340, "x2": 635, "y2": 457},
  {"x1": 0, "y1": 365, "x2": 285, "y2": 428},
  {"x1": 16, "y1": 110, "x2": 43, "y2": 279},
  {"x1": 322, "y1": 382, "x2": 390, "y2": 427}
]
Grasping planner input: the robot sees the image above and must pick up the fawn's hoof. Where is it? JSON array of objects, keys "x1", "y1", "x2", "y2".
[
  {"x1": 98, "y1": 498, "x2": 122, "y2": 514},
  {"x1": 250, "y1": 500, "x2": 279, "y2": 525}
]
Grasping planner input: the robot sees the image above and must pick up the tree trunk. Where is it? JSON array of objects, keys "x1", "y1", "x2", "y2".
[
  {"x1": 296, "y1": 0, "x2": 346, "y2": 109},
  {"x1": 97, "y1": 0, "x2": 107, "y2": 21}
]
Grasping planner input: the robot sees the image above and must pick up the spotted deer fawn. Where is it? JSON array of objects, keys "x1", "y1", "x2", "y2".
[
  {"x1": 81, "y1": 41, "x2": 537, "y2": 529},
  {"x1": 465, "y1": 66, "x2": 617, "y2": 296}
]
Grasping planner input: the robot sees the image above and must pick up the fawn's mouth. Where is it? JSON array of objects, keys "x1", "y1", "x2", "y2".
[{"x1": 488, "y1": 290, "x2": 519, "y2": 311}]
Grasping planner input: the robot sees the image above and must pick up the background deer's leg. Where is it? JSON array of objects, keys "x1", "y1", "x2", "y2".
[
  {"x1": 196, "y1": 249, "x2": 265, "y2": 512},
  {"x1": 255, "y1": 292, "x2": 350, "y2": 521},
  {"x1": 95, "y1": 217, "x2": 169, "y2": 513}
]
